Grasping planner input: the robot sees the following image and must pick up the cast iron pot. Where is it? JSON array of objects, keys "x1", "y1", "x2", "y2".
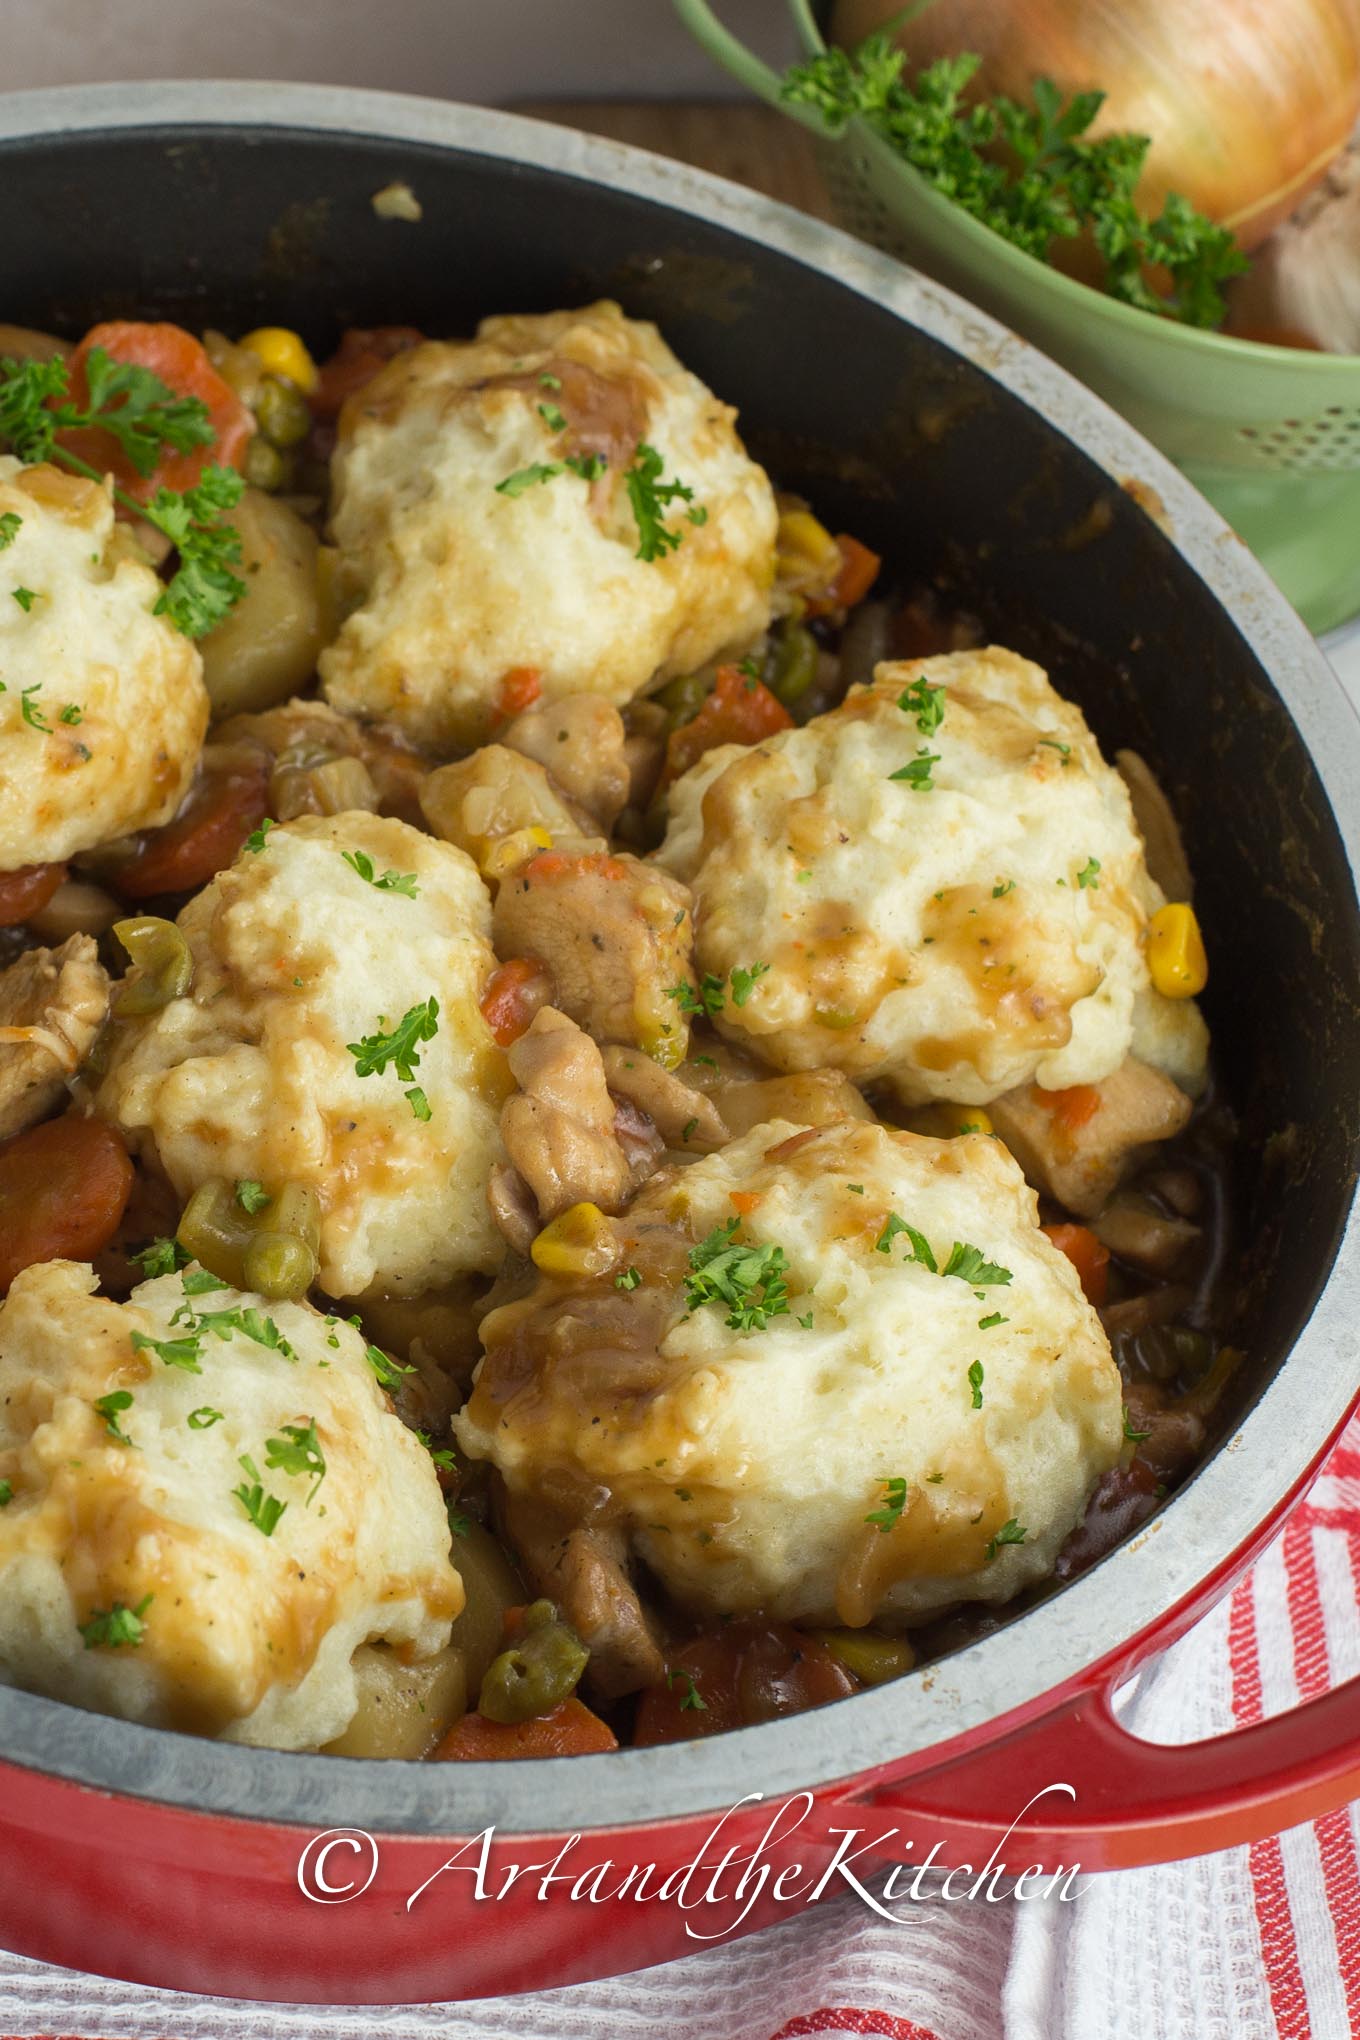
[{"x1": 0, "y1": 82, "x2": 1358, "y2": 2009}]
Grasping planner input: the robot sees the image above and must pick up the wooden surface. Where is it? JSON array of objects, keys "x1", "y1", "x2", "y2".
[{"x1": 516, "y1": 100, "x2": 835, "y2": 221}]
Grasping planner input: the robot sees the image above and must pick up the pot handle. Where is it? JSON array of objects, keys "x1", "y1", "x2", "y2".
[
  {"x1": 822, "y1": 1671, "x2": 1360, "y2": 1871},
  {"x1": 670, "y1": 0, "x2": 838, "y2": 133}
]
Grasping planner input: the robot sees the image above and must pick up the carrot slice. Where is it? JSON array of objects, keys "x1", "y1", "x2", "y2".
[
  {"x1": 831, "y1": 533, "x2": 881, "y2": 609},
  {"x1": 479, "y1": 958, "x2": 551, "y2": 1047},
  {"x1": 60, "y1": 322, "x2": 253, "y2": 503},
  {"x1": 0, "y1": 1118, "x2": 135, "y2": 1292},
  {"x1": 493, "y1": 667, "x2": 543, "y2": 720},
  {"x1": 0, "y1": 863, "x2": 67, "y2": 928},
  {"x1": 1039, "y1": 1083, "x2": 1102, "y2": 1133},
  {"x1": 114, "y1": 758, "x2": 270, "y2": 900},
  {"x1": 662, "y1": 664, "x2": 793, "y2": 787},
  {"x1": 1042, "y1": 1222, "x2": 1111, "y2": 1306},
  {"x1": 432, "y1": 1697, "x2": 617, "y2": 1761}
]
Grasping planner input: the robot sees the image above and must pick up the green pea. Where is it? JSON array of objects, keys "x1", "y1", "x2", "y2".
[
  {"x1": 655, "y1": 671, "x2": 711, "y2": 730},
  {"x1": 768, "y1": 623, "x2": 818, "y2": 706},
  {"x1": 477, "y1": 1603, "x2": 588, "y2": 1723},
  {"x1": 243, "y1": 1231, "x2": 317, "y2": 1300},
  {"x1": 111, "y1": 916, "x2": 193, "y2": 1016},
  {"x1": 242, "y1": 435, "x2": 288, "y2": 492},
  {"x1": 255, "y1": 375, "x2": 312, "y2": 450}
]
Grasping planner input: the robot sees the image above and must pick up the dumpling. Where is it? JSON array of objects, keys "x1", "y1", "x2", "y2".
[
  {"x1": 657, "y1": 647, "x2": 1208, "y2": 1106},
  {"x1": 320, "y1": 301, "x2": 777, "y2": 752},
  {"x1": 0, "y1": 459, "x2": 207, "y2": 868},
  {"x1": 96, "y1": 811, "x2": 508, "y2": 1297},
  {"x1": 0, "y1": 1260, "x2": 461, "y2": 1748},
  {"x1": 456, "y1": 1116, "x2": 1123, "y2": 1630}
]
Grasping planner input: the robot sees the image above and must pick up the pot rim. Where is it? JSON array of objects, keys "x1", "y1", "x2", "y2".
[{"x1": 0, "y1": 79, "x2": 1357, "y2": 1839}]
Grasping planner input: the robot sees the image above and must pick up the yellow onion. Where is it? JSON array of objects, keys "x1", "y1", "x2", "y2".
[{"x1": 831, "y1": 0, "x2": 1360, "y2": 249}]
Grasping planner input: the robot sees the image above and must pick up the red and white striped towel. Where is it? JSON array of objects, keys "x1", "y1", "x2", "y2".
[{"x1": 1, "y1": 1414, "x2": 1357, "y2": 2040}]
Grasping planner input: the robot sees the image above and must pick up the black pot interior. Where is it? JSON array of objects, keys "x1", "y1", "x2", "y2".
[{"x1": 1, "y1": 118, "x2": 1356, "y2": 1471}]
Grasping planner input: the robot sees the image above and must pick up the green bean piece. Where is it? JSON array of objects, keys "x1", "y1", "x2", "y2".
[
  {"x1": 268, "y1": 1181, "x2": 322, "y2": 1255},
  {"x1": 177, "y1": 1177, "x2": 254, "y2": 1289},
  {"x1": 243, "y1": 1231, "x2": 317, "y2": 1299},
  {"x1": 111, "y1": 917, "x2": 193, "y2": 1016},
  {"x1": 242, "y1": 435, "x2": 288, "y2": 492},
  {"x1": 255, "y1": 375, "x2": 312, "y2": 450},
  {"x1": 768, "y1": 622, "x2": 818, "y2": 706},
  {"x1": 477, "y1": 1603, "x2": 589, "y2": 1723}
]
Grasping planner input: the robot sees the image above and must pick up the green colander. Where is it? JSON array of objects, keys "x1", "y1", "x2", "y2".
[{"x1": 674, "y1": 0, "x2": 1360, "y2": 636}]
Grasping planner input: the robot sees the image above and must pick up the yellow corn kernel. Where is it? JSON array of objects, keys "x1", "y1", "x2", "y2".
[
  {"x1": 939, "y1": 1103, "x2": 993, "y2": 1138},
  {"x1": 776, "y1": 507, "x2": 841, "y2": 584},
  {"x1": 481, "y1": 826, "x2": 553, "y2": 884},
  {"x1": 809, "y1": 1628, "x2": 916, "y2": 1685},
  {"x1": 239, "y1": 326, "x2": 318, "y2": 395},
  {"x1": 530, "y1": 1202, "x2": 618, "y2": 1278},
  {"x1": 1147, "y1": 902, "x2": 1208, "y2": 999}
]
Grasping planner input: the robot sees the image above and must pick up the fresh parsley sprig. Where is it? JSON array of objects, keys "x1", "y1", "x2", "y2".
[
  {"x1": 625, "y1": 442, "x2": 707, "y2": 562},
  {"x1": 0, "y1": 349, "x2": 246, "y2": 637},
  {"x1": 780, "y1": 39, "x2": 1246, "y2": 329},
  {"x1": 685, "y1": 1218, "x2": 792, "y2": 1335},
  {"x1": 347, "y1": 997, "x2": 440, "y2": 1119}
]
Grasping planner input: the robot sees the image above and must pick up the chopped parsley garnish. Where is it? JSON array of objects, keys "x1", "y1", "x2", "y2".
[
  {"x1": 191, "y1": 1305, "x2": 296, "y2": 1362},
  {"x1": 347, "y1": 997, "x2": 439, "y2": 1113},
  {"x1": 232, "y1": 1455, "x2": 287, "y2": 1536},
  {"x1": 847, "y1": 1183, "x2": 864, "y2": 1194},
  {"x1": 565, "y1": 452, "x2": 607, "y2": 482},
  {"x1": 188, "y1": 1407, "x2": 224, "y2": 1430},
  {"x1": 58, "y1": 703, "x2": 83, "y2": 725},
  {"x1": 537, "y1": 400, "x2": 567, "y2": 432},
  {"x1": 130, "y1": 1237, "x2": 189, "y2": 1279},
  {"x1": 415, "y1": 1429, "x2": 457, "y2": 1474},
  {"x1": 729, "y1": 961, "x2": 770, "y2": 1007},
  {"x1": 341, "y1": 848, "x2": 419, "y2": 897},
  {"x1": 666, "y1": 974, "x2": 726, "y2": 1020},
  {"x1": 93, "y1": 1390, "x2": 135, "y2": 1445},
  {"x1": 1076, "y1": 856, "x2": 1101, "y2": 889},
  {"x1": 985, "y1": 1518, "x2": 1028, "y2": 1560},
  {"x1": 130, "y1": 1328, "x2": 202, "y2": 1374},
  {"x1": 866, "y1": 1474, "x2": 909, "y2": 1533},
  {"x1": 681, "y1": 1118, "x2": 699, "y2": 1143},
  {"x1": 1123, "y1": 1407, "x2": 1152, "y2": 1443},
  {"x1": 0, "y1": 1481, "x2": 11, "y2": 1507},
  {"x1": 967, "y1": 1358, "x2": 985, "y2": 1409},
  {"x1": 668, "y1": 1669, "x2": 708, "y2": 1712},
  {"x1": 992, "y1": 878, "x2": 1015, "y2": 898},
  {"x1": 1039, "y1": 738, "x2": 1072, "y2": 760},
  {"x1": 19, "y1": 683, "x2": 48, "y2": 728},
  {"x1": 264, "y1": 1418, "x2": 326, "y2": 1504},
  {"x1": 942, "y1": 1242, "x2": 1013, "y2": 1288},
  {"x1": 0, "y1": 349, "x2": 247, "y2": 635},
  {"x1": 898, "y1": 675, "x2": 946, "y2": 735},
  {"x1": 234, "y1": 1179, "x2": 271, "y2": 1215},
  {"x1": 79, "y1": 1595, "x2": 152, "y2": 1650},
  {"x1": 889, "y1": 747, "x2": 939, "y2": 792},
  {"x1": 181, "y1": 1267, "x2": 229, "y2": 1297},
  {"x1": 10, "y1": 587, "x2": 35, "y2": 612},
  {"x1": 0, "y1": 511, "x2": 20, "y2": 549},
  {"x1": 363, "y1": 1335, "x2": 414, "y2": 1393},
  {"x1": 978, "y1": 1311, "x2": 1009, "y2": 1330},
  {"x1": 625, "y1": 441, "x2": 705, "y2": 562},
  {"x1": 874, "y1": 1212, "x2": 938, "y2": 1270},
  {"x1": 685, "y1": 1219, "x2": 791, "y2": 1335},
  {"x1": 495, "y1": 461, "x2": 563, "y2": 498},
  {"x1": 244, "y1": 818, "x2": 276, "y2": 853},
  {"x1": 538, "y1": 372, "x2": 562, "y2": 391}
]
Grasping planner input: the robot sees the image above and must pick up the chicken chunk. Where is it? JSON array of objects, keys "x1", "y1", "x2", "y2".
[
  {"x1": 419, "y1": 746, "x2": 601, "y2": 888},
  {"x1": 501, "y1": 694, "x2": 632, "y2": 831},
  {"x1": 601, "y1": 1045, "x2": 730, "y2": 1153},
  {"x1": 499, "y1": 1008, "x2": 647, "y2": 1228},
  {"x1": 989, "y1": 1057, "x2": 1194, "y2": 1218},
  {"x1": 215, "y1": 696, "x2": 429, "y2": 826},
  {"x1": 0, "y1": 935, "x2": 110, "y2": 1140},
  {"x1": 501, "y1": 1492, "x2": 666, "y2": 1700},
  {"x1": 493, "y1": 849, "x2": 694, "y2": 1063}
]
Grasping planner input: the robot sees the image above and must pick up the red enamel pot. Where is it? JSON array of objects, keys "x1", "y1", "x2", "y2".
[{"x1": 0, "y1": 82, "x2": 1357, "y2": 2006}]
